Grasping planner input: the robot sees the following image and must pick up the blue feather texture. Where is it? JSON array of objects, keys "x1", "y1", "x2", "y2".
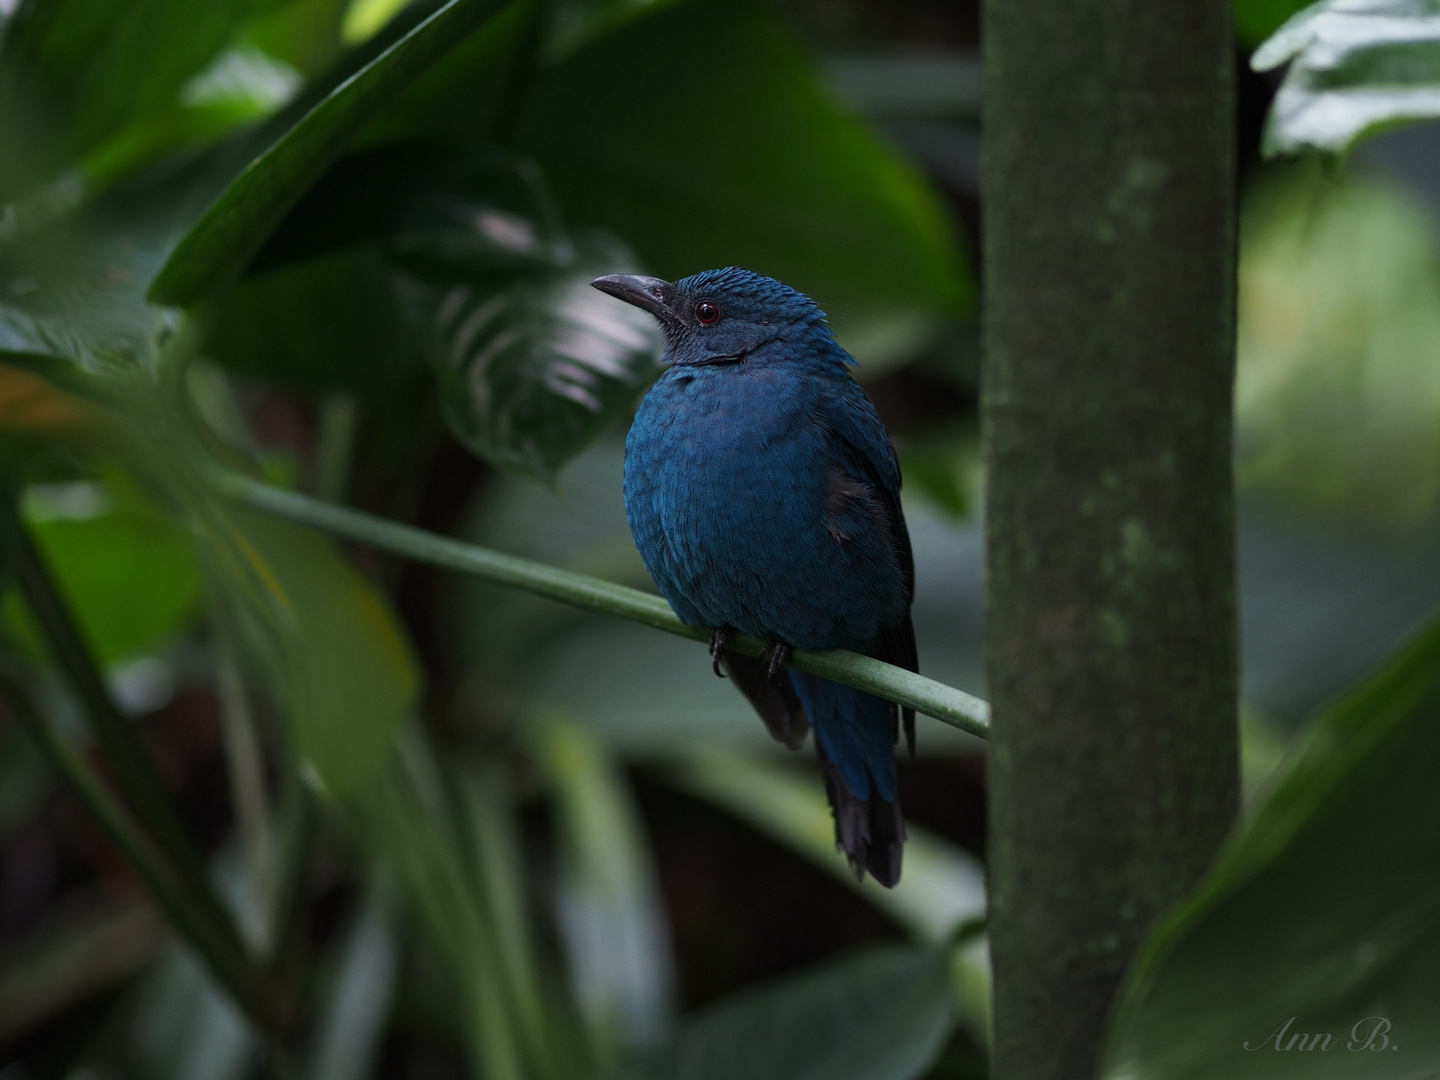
[{"x1": 594, "y1": 267, "x2": 917, "y2": 886}]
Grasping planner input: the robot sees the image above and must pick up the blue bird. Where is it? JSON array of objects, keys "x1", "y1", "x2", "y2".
[{"x1": 592, "y1": 267, "x2": 917, "y2": 886}]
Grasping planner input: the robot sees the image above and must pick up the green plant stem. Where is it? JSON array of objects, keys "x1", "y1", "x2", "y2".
[
  {"x1": 267, "y1": 772, "x2": 316, "y2": 976},
  {"x1": 10, "y1": 513, "x2": 273, "y2": 1023},
  {"x1": 216, "y1": 472, "x2": 991, "y2": 739},
  {"x1": 157, "y1": 302, "x2": 217, "y2": 414},
  {"x1": 0, "y1": 673, "x2": 284, "y2": 1033},
  {"x1": 214, "y1": 628, "x2": 275, "y2": 954},
  {"x1": 10, "y1": 514, "x2": 205, "y2": 884},
  {"x1": 314, "y1": 393, "x2": 360, "y2": 504}
]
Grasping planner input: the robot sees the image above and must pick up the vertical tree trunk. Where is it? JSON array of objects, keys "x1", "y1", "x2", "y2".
[{"x1": 981, "y1": 5, "x2": 1240, "y2": 1078}]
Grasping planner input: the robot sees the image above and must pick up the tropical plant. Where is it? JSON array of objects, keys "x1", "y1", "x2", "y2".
[
  {"x1": 5, "y1": 0, "x2": 1440, "y2": 1079},
  {"x1": 0, "y1": 0, "x2": 985, "y2": 1076}
]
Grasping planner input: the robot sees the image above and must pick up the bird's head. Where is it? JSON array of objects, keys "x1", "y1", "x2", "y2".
[{"x1": 591, "y1": 266, "x2": 841, "y2": 367}]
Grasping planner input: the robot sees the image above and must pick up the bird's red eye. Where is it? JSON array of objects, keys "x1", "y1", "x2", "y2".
[{"x1": 696, "y1": 300, "x2": 720, "y2": 325}]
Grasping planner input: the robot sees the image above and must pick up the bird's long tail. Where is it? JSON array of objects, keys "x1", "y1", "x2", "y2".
[{"x1": 788, "y1": 670, "x2": 906, "y2": 887}]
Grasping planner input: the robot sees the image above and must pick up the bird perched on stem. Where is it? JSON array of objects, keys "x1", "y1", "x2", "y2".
[{"x1": 592, "y1": 267, "x2": 917, "y2": 887}]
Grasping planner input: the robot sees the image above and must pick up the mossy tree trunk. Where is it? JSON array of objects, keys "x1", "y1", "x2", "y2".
[{"x1": 981, "y1": 3, "x2": 1240, "y2": 1077}]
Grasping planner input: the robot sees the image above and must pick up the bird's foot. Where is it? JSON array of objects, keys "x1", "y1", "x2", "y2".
[
  {"x1": 709, "y1": 626, "x2": 735, "y2": 678},
  {"x1": 760, "y1": 637, "x2": 794, "y2": 688}
]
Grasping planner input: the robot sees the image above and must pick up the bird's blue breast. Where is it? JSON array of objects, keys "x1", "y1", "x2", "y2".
[{"x1": 623, "y1": 355, "x2": 904, "y2": 653}]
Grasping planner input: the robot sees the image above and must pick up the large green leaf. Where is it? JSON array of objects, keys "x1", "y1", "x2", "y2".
[
  {"x1": 352, "y1": 0, "x2": 680, "y2": 149},
  {"x1": 344, "y1": 728, "x2": 545, "y2": 1079},
  {"x1": 249, "y1": 145, "x2": 571, "y2": 276},
  {"x1": 0, "y1": 186, "x2": 187, "y2": 381},
  {"x1": 203, "y1": 503, "x2": 420, "y2": 792},
  {"x1": 126, "y1": 945, "x2": 257, "y2": 1080},
  {"x1": 1101, "y1": 615, "x2": 1440, "y2": 1079},
  {"x1": 83, "y1": 44, "x2": 306, "y2": 187},
  {"x1": 354, "y1": 0, "x2": 539, "y2": 148},
  {"x1": 531, "y1": 715, "x2": 674, "y2": 1060},
  {"x1": 246, "y1": 0, "x2": 352, "y2": 76},
  {"x1": 240, "y1": 144, "x2": 658, "y2": 469},
  {"x1": 618, "y1": 945, "x2": 954, "y2": 1080},
  {"x1": 233, "y1": 143, "x2": 573, "y2": 409},
  {"x1": 1254, "y1": 0, "x2": 1440, "y2": 157},
  {"x1": 208, "y1": 247, "x2": 422, "y2": 396},
  {"x1": 542, "y1": 0, "x2": 677, "y2": 62},
  {"x1": 148, "y1": 0, "x2": 512, "y2": 305},
  {"x1": 397, "y1": 233, "x2": 661, "y2": 482},
  {"x1": 510, "y1": 0, "x2": 971, "y2": 368},
  {"x1": 303, "y1": 888, "x2": 400, "y2": 1080},
  {"x1": 455, "y1": 763, "x2": 574, "y2": 1079},
  {"x1": 1235, "y1": 0, "x2": 1315, "y2": 49},
  {"x1": 3, "y1": 473, "x2": 205, "y2": 667},
  {"x1": 0, "y1": 0, "x2": 263, "y2": 191}
]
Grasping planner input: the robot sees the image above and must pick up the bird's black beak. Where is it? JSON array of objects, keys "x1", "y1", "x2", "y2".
[{"x1": 590, "y1": 274, "x2": 679, "y2": 324}]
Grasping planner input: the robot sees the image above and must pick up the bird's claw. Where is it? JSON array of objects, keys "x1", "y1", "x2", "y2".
[
  {"x1": 760, "y1": 638, "x2": 794, "y2": 688},
  {"x1": 709, "y1": 626, "x2": 734, "y2": 678}
]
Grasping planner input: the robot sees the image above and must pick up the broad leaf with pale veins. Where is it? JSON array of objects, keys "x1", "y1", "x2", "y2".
[{"x1": 1255, "y1": 0, "x2": 1440, "y2": 157}]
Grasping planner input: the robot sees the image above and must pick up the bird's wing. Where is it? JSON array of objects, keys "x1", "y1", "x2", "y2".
[{"x1": 822, "y1": 382, "x2": 920, "y2": 754}]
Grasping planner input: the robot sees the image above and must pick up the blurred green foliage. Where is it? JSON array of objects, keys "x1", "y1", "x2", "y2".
[
  {"x1": 1233, "y1": 0, "x2": 1310, "y2": 50},
  {"x1": 0, "y1": 0, "x2": 979, "y2": 1076},
  {"x1": 1254, "y1": 0, "x2": 1440, "y2": 158},
  {"x1": 3, "y1": 0, "x2": 1440, "y2": 1078},
  {"x1": 1236, "y1": 164, "x2": 1440, "y2": 529},
  {"x1": 3, "y1": 472, "x2": 203, "y2": 666}
]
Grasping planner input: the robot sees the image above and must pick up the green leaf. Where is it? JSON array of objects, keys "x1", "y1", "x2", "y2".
[
  {"x1": 342, "y1": 0, "x2": 419, "y2": 43},
  {"x1": 1101, "y1": 614, "x2": 1440, "y2": 1079},
  {"x1": 619, "y1": 945, "x2": 954, "y2": 1080},
  {"x1": 148, "y1": 0, "x2": 511, "y2": 306},
  {"x1": 1253, "y1": 0, "x2": 1440, "y2": 157},
  {"x1": 542, "y1": 0, "x2": 677, "y2": 62},
  {"x1": 456, "y1": 764, "x2": 577, "y2": 1079},
  {"x1": 246, "y1": 0, "x2": 352, "y2": 76},
  {"x1": 0, "y1": 0, "x2": 260, "y2": 190},
  {"x1": 208, "y1": 247, "x2": 422, "y2": 397},
  {"x1": 84, "y1": 45, "x2": 305, "y2": 186},
  {"x1": 237, "y1": 145, "x2": 648, "y2": 440},
  {"x1": 204, "y1": 503, "x2": 419, "y2": 792},
  {"x1": 4, "y1": 473, "x2": 204, "y2": 666},
  {"x1": 0, "y1": 191, "x2": 184, "y2": 380},
  {"x1": 304, "y1": 888, "x2": 400, "y2": 1080},
  {"x1": 251, "y1": 145, "x2": 571, "y2": 276},
  {"x1": 355, "y1": 0, "x2": 538, "y2": 146},
  {"x1": 531, "y1": 714, "x2": 674, "y2": 1060},
  {"x1": 0, "y1": 486, "x2": 18, "y2": 609},
  {"x1": 127, "y1": 944, "x2": 258, "y2": 1080},
  {"x1": 513, "y1": 0, "x2": 972, "y2": 367},
  {"x1": 344, "y1": 728, "x2": 531, "y2": 1079},
  {"x1": 1234, "y1": 0, "x2": 1315, "y2": 51},
  {"x1": 397, "y1": 233, "x2": 662, "y2": 482}
]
